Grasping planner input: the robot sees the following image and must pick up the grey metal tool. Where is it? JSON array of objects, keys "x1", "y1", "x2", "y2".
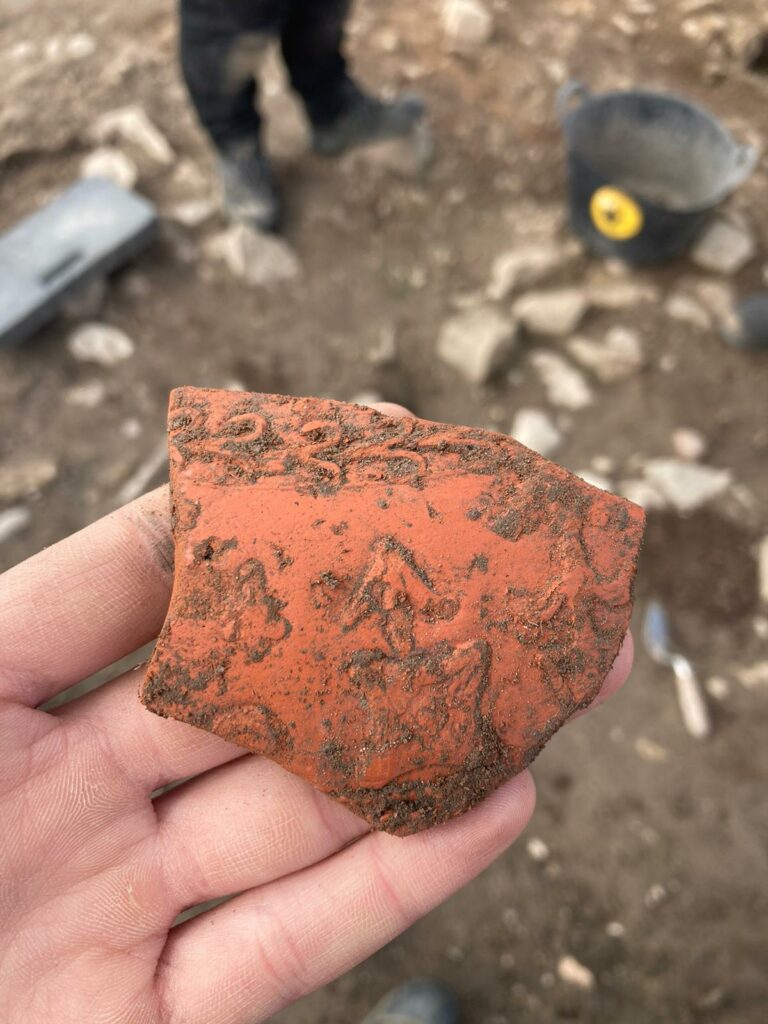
[
  {"x1": 643, "y1": 599, "x2": 712, "y2": 739},
  {"x1": 0, "y1": 176, "x2": 158, "y2": 347}
]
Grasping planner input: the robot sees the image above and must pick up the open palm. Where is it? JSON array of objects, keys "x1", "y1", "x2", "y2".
[{"x1": 0, "y1": 408, "x2": 632, "y2": 1024}]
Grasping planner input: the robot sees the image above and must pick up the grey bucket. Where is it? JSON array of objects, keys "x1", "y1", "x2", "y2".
[{"x1": 558, "y1": 82, "x2": 758, "y2": 264}]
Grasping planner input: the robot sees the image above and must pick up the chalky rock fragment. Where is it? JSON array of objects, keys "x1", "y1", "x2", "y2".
[{"x1": 142, "y1": 388, "x2": 644, "y2": 835}]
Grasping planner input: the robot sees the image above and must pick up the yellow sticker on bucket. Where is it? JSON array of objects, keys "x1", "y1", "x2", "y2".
[{"x1": 590, "y1": 186, "x2": 644, "y2": 241}]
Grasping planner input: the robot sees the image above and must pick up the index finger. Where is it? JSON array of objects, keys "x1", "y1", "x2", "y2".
[{"x1": 0, "y1": 487, "x2": 173, "y2": 707}]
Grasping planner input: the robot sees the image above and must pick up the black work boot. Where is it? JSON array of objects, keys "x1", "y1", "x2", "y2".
[
  {"x1": 361, "y1": 978, "x2": 460, "y2": 1024},
  {"x1": 312, "y1": 87, "x2": 426, "y2": 157},
  {"x1": 217, "y1": 139, "x2": 281, "y2": 233}
]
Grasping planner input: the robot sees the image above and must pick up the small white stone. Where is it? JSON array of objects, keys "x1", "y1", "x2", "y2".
[
  {"x1": 0, "y1": 506, "x2": 31, "y2": 544},
  {"x1": 612, "y1": 13, "x2": 639, "y2": 36},
  {"x1": 442, "y1": 0, "x2": 493, "y2": 55},
  {"x1": 691, "y1": 218, "x2": 756, "y2": 275},
  {"x1": 499, "y1": 951, "x2": 516, "y2": 971},
  {"x1": 486, "y1": 242, "x2": 572, "y2": 301},
  {"x1": 693, "y1": 278, "x2": 738, "y2": 333},
  {"x1": 757, "y1": 536, "x2": 768, "y2": 605},
  {"x1": 753, "y1": 615, "x2": 768, "y2": 640},
  {"x1": 606, "y1": 921, "x2": 626, "y2": 939},
  {"x1": 634, "y1": 736, "x2": 669, "y2": 763},
  {"x1": 437, "y1": 305, "x2": 518, "y2": 384},
  {"x1": 121, "y1": 417, "x2": 143, "y2": 439},
  {"x1": 586, "y1": 275, "x2": 660, "y2": 309},
  {"x1": 557, "y1": 955, "x2": 595, "y2": 991},
  {"x1": 736, "y1": 661, "x2": 768, "y2": 690},
  {"x1": 643, "y1": 459, "x2": 732, "y2": 513},
  {"x1": 93, "y1": 105, "x2": 174, "y2": 166},
  {"x1": 514, "y1": 288, "x2": 588, "y2": 337},
  {"x1": 510, "y1": 408, "x2": 562, "y2": 457},
  {"x1": 665, "y1": 292, "x2": 712, "y2": 329},
  {"x1": 170, "y1": 159, "x2": 209, "y2": 195},
  {"x1": 633, "y1": 821, "x2": 660, "y2": 846},
  {"x1": 567, "y1": 326, "x2": 643, "y2": 383},
  {"x1": 67, "y1": 323, "x2": 135, "y2": 366},
  {"x1": 644, "y1": 883, "x2": 668, "y2": 908},
  {"x1": 450, "y1": 291, "x2": 485, "y2": 311},
  {"x1": 165, "y1": 197, "x2": 218, "y2": 227},
  {"x1": 44, "y1": 36, "x2": 63, "y2": 60},
  {"x1": 0, "y1": 458, "x2": 57, "y2": 501},
  {"x1": 64, "y1": 32, "x2": 96, "y2": 59},
  {"x1": 80, "y1": 147, "x2": 138, "y2": 190},
  {"x1": 671, "y1": 427, "x2": 708, "y2": 462},
  {"x1": 64, "y1": 380, "x2": 107, "y2": 408},
  {"x1": 577, "y1": 470, "x2": 612, "y2": 491},
  {"x1": 705, "y1": 676, "x2": 730, "y2": 701},
  {"x1": 378, "y1": 28, "x2": 399, "y2": 52},
  {"x1": 591, "y1": 455, "x2": 616, "y2": 475},
  {"x1": 10, "y1": 41, "x2": 35, "y2": 60},
  {"x1": 682, "y1": 11, "x2": 728, "y2": 44},
  {"x1": 530, "y1": 351, "x2": 593, "y2": 410},
  {"x1": 526, "y1": 836, "x2": 550, "y2": 862},
  {"x1": 502, "y1": 907, "x2": 519, "y2": 930},
  {"x1": 204, "y1": 224, "x2": 302, "y2": 287}
]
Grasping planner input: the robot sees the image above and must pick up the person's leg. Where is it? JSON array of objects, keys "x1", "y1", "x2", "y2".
[
  {"x1": 179, "y1": 0, "x2": 282, "y2": 229},
  {"x1": 280, "y1": 0, "x2": 353, "y2": 126},
  {"x1": 280, "y1": 0, "x2": 425, "y2": 155},
  {"x1": 179, "y1": 0, "x2": 269, "y2": 150}
]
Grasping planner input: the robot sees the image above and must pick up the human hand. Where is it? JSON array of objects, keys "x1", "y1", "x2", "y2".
[{"x1": 0, "y1": 403, "x2": 633, "y2": 1024}]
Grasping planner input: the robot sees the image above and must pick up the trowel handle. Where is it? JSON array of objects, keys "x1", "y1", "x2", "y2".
[
  {"x1": 556, "y1": 81, "x2": 591, "y2": 122},
  {"x1": 671, "y1": 654, "x2": 712, "y2": 740}
]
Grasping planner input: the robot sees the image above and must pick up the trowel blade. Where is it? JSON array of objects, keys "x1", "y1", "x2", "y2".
[{"x1": 643, "y1": 599, "x2": 673, "y2": 666}]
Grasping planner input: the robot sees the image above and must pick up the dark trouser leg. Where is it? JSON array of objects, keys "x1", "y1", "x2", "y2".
[
  {"x1": 280, "y1": 0, "x2": 354, "y2": 127},
  {"x1": 179, "y1": 0, "x2": 287, "y2": 228},
  {"x1": 179, "y1": 0, "x2": 279, "y2": 150}
]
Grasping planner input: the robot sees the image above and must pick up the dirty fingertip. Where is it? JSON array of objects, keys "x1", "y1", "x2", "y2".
[{"x1": 595, "y1": 631, "x2": 634, "y2": 706}]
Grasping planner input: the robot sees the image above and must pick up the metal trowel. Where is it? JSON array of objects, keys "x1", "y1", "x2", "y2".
[{"x1": 643, "y1": 599, "x2": 712, "y2": 739}]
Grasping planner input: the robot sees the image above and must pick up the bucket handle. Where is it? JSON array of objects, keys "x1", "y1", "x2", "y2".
[
  {"x1": 714, "y1": 143, "x2": 760, "y2": 201},
  {"x1": 556, "y1": 80, "x2": 591, "y2": 122},
  {"x1": 730, "y1": 144, "x2": 759, "y2": 185}
]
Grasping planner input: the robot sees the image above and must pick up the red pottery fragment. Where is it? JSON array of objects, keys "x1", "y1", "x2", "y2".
[{"x1": 141, "y1": 387, "x2": 644, "y2": 835}]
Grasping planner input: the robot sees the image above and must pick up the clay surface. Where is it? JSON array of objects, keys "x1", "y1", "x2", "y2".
[{"x1": 141, "y1": 387, "x2": 644, "y2": 835}]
